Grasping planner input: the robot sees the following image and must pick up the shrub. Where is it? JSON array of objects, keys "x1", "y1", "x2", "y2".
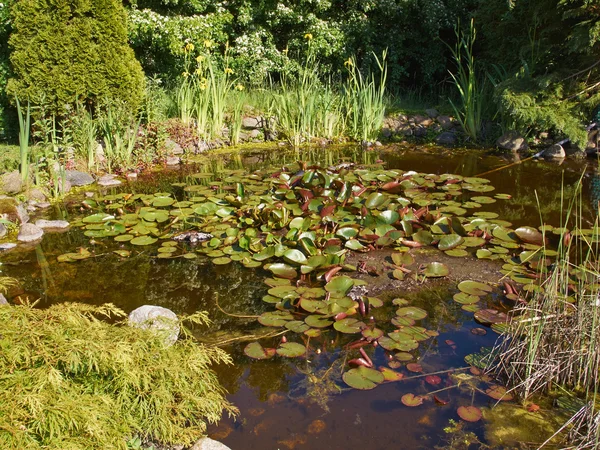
[
  {"x1": 7, "y1": 0, "x2": 145, "y2": 118},
  {"x1": 0, "y1": 302, "x2": 237, "y2": 449}
]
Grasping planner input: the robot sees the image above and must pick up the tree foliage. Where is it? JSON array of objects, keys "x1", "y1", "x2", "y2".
[
  {"x1": 7, "y1": 0, "x2": 145, "y2": 117},
  {"x1": 0, "y1": 302, "x2": 237, "y2": 449}
]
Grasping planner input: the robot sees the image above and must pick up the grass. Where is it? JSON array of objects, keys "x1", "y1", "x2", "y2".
[
  {"x1": 488, "y1": 177, "x2": 600, "y2": 448},
  {"x1": 15, "y1": 96, "x2": 30, "y2": 184},
  {"x1": 0, "y1": 302, "x2": 237, "y2": 450}
]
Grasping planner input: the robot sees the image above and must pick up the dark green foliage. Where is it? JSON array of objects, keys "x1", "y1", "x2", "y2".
[
  {"x1": 0, "y1": 303, "x2": 237, "y2": 449},
  {"x1": 7, "y1": 0, "x2": 145, "y2": 117}
]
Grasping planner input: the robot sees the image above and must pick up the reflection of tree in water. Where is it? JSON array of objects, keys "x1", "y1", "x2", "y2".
[{"x1": 590, "y1": 166, "x2": 600, "y2": 217}]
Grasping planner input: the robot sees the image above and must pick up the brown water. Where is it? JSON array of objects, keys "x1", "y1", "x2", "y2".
[{"x1": 0, "y1": 144, "x2": 596, "y2": 449}]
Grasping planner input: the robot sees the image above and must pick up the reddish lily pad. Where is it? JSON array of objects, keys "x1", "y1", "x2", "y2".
[
  {"x1": 401, "y1": 393, "x2": 424, "y2": 407},
  {"x1": 486, "y1": 385, "x2": 514, "y2": 401},
  {"x1": 425, "y1": 375, "x2": 442, "y2": 385},
  {"x1": 379, "y1": 366, "x2": 404, "y2": 382},
  {"x1": 406, "y1": 363, "x2": 423, "y2": 373},
  {"x1": 474, "y1": 309, "x2": 508, "y2": 325},
  {"x1": 457, "y1": 405, "x2": 482, "y2": 422}
]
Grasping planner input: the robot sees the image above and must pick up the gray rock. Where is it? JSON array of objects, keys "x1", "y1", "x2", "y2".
[
  {"x1": 98, "y1": 174, "x2": 122, "y2": 187},
  {"x1": 496, "y1": 131, "x2": 528, "y2": 151},
  {"x1": 381, "y1": 127, "x2": 392, "y2": 138},
  {"x1": 0, "y1": 223, "x2": 6, "y2": 238},
  {"x1": 425, "y1": 108, "x2": 439, "y2": 118},
  {"x1": 36, "y1": 202, "x2": 51, "y2": 209},
  {"x1": 189, "y1": 437, "x2": 232, "y2": 450},
  {"x1": 249, "y1": 129, "x2": 261, "y2": 139},
  {"x1": 17, "y1": 223, "x2": 44, "y2": 242},
  {"x1": 0, "y1": 243, "x2": 17, "y2": 251},
  {"x1": 15, "y1": 203, "x2": 29, "y2": 224},
  {"x1": 0, "y1": 293, "x2": 8, "y2": 306},
  {"x1": 66, "y1": 170, "x2": 95, "y2": 186},
  {"x1": 436, "y1": 132, "x2": 457, "y2": 146},
  {"x1": 1, "y1": 170, "x2": 23, "y2": 194},
  {"x1": 541, "y1": 144, "x2": 566, "y2": 160},
  {"x1": 35, "y1": 219, "x2": 70, "y2": 230},
  {"x1": 28, "y1": 188, "x2": 47, "y2": 202},
  {"x1": 165, "y1": 138, "x2": 184, "y2": 155},
  {"x1": 413, "y1": 126, "x2": 428, "y2": 137},
  {"x1": 166, "y1": 156, "x2": 181, "y2": 166},
  {"x1": 96, "y1": 143, "x2": 106, "y2": 164},
  {"x1": 437, "y1": 115, "x2": 453, "y2": 130},
  {"x1": 58, "y1": 179, "x2": 72, "y2": 194},
  {"x1": 242, "y1": 116, "x2": 262, "y2": 129},
  {"x1": 128, "y1": 305, "x2": 180, "y2": 346},
  {"x1": 197, "y1": 141, "x2": 210, "y2": 153}
]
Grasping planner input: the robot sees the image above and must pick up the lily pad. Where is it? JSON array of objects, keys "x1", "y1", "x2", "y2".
[
  {"x1": 396, "y1": 306, "x2": 427, "y2": 320},
  {"x1": 258, "y1": 311, "x2": 293, "y2": 327},
  {"x1": 325, "y1": 276, "x2": 354, "y2": 296},
  {"x1": 474, "y1": 309, "x2": 508, "y2": 325},
  {"x1": 130, "y1": 236, "x2": 158, "y2": 246},
  {"x1": 401, "y1": 393, "x2": 424, "y2": 407},
  {"x1": 379, "y1": 366, "x2": 404, "y2": 382},
  {"x1": 438, "y1": 234, "x2": 464, "y2": 251},
  {"x1": 340, "y1": 366, "x2": 385, "y2": 392},
  {"x1": 334, "y1": 318, "x2": 366, "y2": 334},
  {"x1": 458, "y1": 280, "x2": 493, "y2": 297},
  {"x1": 244, "y1": 342, "x2": 276, "y2": 360},
  {"x1": 457, "y1": 405, "x2": 482, "y2": 422},
  {"x1": 267, "y1": 263, "x2": 298, "y2": 279},
  {"x1": 486, "y1": 385, "x2": 514, "y2": 401},
  {"x1": 424, "y1": 262, "x2": 449, "y2": 278},
  {"x1": 276, "y1": 342, "x2": 306, "y2": 358}
]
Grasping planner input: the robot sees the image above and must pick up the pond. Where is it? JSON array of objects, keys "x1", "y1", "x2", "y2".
[{"x1": 0, "y1": 144, "x2": 596, "y2": 449}]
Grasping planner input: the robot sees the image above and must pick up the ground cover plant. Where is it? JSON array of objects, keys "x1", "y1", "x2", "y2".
[{"x1": 0, "y1": 302, "x2": 237, "y2": 449}]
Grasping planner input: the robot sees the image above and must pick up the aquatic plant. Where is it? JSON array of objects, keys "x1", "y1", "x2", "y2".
[
  {"x1": 0, "y1": 302, "x2": 237, "y2": 449},
  {"x1": 15, "y1": 96, "x2": 30, "y2": 184}
]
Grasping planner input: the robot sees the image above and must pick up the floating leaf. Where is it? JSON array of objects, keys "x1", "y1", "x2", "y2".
[
  {"x1": 334, "y1": 318, "x2": 366, "y2": 334},
  {"x1": 438, "y1": 234, "x2": 464, "y2": 251},
  {"x1": 267, "y1": 263, "x2": 298, "y2": 279},
  {"x1": 343, "y1": 366, "x2": 384, "y2": 390},
  {"x1": 458, "y1": 280, "x2": 493, "y2": 297},
  {"x1": 365, "y1": 192, "x2": 386, "y2": 209},
  {"x1": 283, "y1": 249, "x2": 308, "y2": 265},
  {"x1": 276, "y1": 342, "x2": 306, "y2": 358},
  {"x1": 362, "y1": 328, "x2": 384, "y2": 340},
  {"x1": 425, "y1": 375, "x2": 442, "y2": 385},
  {"x1": 515, "y1": 226, "x2": 545, "y2": 246},
  {"x1": 474, "y1": 309, "x2": 508, "y2": 325},
  {"x1": 379, "y1": 366, "x2": 404, "y2": 382},
  {"x1": 453, "y1": 293, "x2": 480, "y2": 305},
  {"x1": 396, "y1": 306, "x2": 427, "y2": 320},
  {"x1": 424, "y1": 262, "x2": 449, "y2": 278},
  {"x1": 244, "y1": 342, "x2": 276, "y2": 360},
  {"x1": 406, "y1": 363, "x2": 423, "y2": 373},
  {"x1": 213, "y1": 257, "x2": 232, "y2": 265},
  {"x1": 325, "y1": 276, "x2": 354, "y2": 296},
  {"x1": 305, "y1": 315, "x2": 333, "y2": 328},
  {"x1": 457, "y1": 406, "x2": 482, "y2": 422},
  {"x1": 258, "y1": 311, "x2": 294, "y2": 327},
  {"x1": 401, "y1": 393, "x2": 424, "y2": 407},
  {"x1": 130, "y1": 236, "x2": 158, "y2": 246},
  {"x1": 486, "y1": 385, "x2": 514, "y2": 401}
]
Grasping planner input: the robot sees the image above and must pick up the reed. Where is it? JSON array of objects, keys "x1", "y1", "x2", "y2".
[{"x1": 15, "y1": 96, "x2": 31, "y2": 184}]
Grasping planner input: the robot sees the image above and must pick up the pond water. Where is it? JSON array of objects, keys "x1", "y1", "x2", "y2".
[{"x1": 0, "y1": 144, "x2": 596, "y2": 449}]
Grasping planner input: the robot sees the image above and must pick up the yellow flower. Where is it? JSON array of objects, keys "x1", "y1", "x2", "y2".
[
  {"x1": 235, "y1": 84, "x2": 245, "y2": 91},
  {"x1": 196, "y1": 55, "x2": 205, "y2": 63},
  {"x1": 185, "y1": 42, "x2": 194, "y2": 52},
  {"x1": 182, "y1": 71, "x2": 190, "y2": 78},
  {"x1": 199, "y1": 83, "x2": 207, "y2": 91},
  {"x1": 195, "y1": 68, "x2": 202, "y2": 75},
  {"x1": 344, "y1": 57, "x2": 354, "y2": 67},
  {"x1": 224, "y1": 68, "x2": 234, "y2": 75},
  {"x1": 304, "y1": 33, "x2": 313, "y2": 40},
  {"x1": 203, "y1": 39, "x2": 213, "y2": 48}
]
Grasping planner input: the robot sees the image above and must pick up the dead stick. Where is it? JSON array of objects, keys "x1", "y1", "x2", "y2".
[
  {"x1": 401, "y1": 366, "x2": 470, "y2": 381},
  {"x1": 474, "y1": 155, "x2": 537, "y2": 178}
]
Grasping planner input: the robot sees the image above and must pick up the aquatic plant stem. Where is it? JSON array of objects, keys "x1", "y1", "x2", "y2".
[
  {"x1": 401, "y1": 366, "x2": 470, "y2": 381},
  {"x1": 214, "y1": 293, "x2": 259, "y2": 319}
]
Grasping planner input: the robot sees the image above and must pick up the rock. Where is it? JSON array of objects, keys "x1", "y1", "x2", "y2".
[
  {"x1": 98, "y1": 174, "x2": 122, "y2": 187},
  {"x1": 0, "y1": 243, "x2": 17, "y2": 251},
  {"x1": 189, "y1": 437, "x2": 232, "y2": 450},
  {"x1": 249, "y1": 129, "x2": 261, "y2": 139},
  {"x1": 58, "y1": 179, "x2": 72, "y2": 194},
  {"x1": 16, "y1": 203, "x2": 29, "y2": 224},
  {"x1": 541, "y1": 144, "x2": 566, "y2": 160},
  {"x1": 17, "y1": 223, "x2": 44, "y2": 242},
  {"x1": 28, "y1": 188, "x2": 47, "y2": 202},
  {"x1": 413, "y1": 126, "x2": 428, "y2": 138},
  {"x1": 425, "y1": 108, "x2": 439, "y2": 118},
  {"x1": 0, "y1": 293, "x2": 8, "y2": 306},
  {"x1": 36, "y1": 202, "x2": 51, "y2": 209},
  {"x1": 436, "y1": 132, "x2": 457, "y2": 146},
  {"x1": 166, "y1": 156, "x2": 181, "y2": 166},
  {"x1": 381, "y1": 127, "x2": 392, "y2": 138},
  {"x1": 173, "y1": 231, "x2": 213, "y2": 244},
  {"x1": 0, "y1": 198, "x2": 28, "y2": 224},
  {"x1": 375, "y1": 141, "x2": 383, "y2": 147},
  {"x1": 66, "y1": 170, "x2": 94, "y2": 187},
  {"x1": 128, "y1": 305, "x2": 180, "y2": 346},
  {"x1": 496, "y1": 131, "x2": 528, "y2": 151},
  {"x1": 242, "y1": 116, "x2": 262, "y2": 129},
  {"x1": 197, "y1": 140, "x2": 210, "y2": 153},
  {"x1": 1, "y1": 170, "x2": 23, "y2": 194},
  {"x1": 126, "y1": 172, "x2": 138, "y2": 181},
  {"x1": 437, "y1": 115, "x2": 453, "y2": 130},
  {"x1": 165, "y1": 138, "x2": 184, "y2": 155},
  {"x1": 0, "y1": 223, "x2": 6, "y2": 238},
  {"x1": 35, "y1": 219, "x2": 70, "y2": 230}
]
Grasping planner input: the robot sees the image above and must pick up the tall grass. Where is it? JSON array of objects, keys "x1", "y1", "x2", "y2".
[
  {"x1": 99, "y1": 106, "x2": 141, "y2": 172},
  {"x1": 447, "y1": 19, "x2": 486, "y2": 142},
  {"x1": 343, "y1": 51, "x2": 388, "y2": 143},
  {"x1": 15, "y1": 96, "x2": 31, "y2": 184},
  {"x1": 489, "y1": 177, "x2": 600, "y2": 448}
]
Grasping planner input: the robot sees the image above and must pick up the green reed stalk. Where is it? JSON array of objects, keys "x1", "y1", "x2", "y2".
[
  {"x1": 15, "y1": 96, "x2": 30, "y2": 184},
  {"x1": 228, "y1": 88, "x2": 246, "y2": 146},
  {"x1": 447, "y1": 19, "x2": 484, "y2": 142}
]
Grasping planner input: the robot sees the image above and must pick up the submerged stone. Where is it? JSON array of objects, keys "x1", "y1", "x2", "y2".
[
  {"x1": 190, "y1": 437, "x2": 232, "y2": 450},
  {"x1": 35, "y1": 219, "x2": 70, "y2": 230},
  {"x1": 0, "y1": 243, "x2": 17, "y2": 251},
  {"x1": 66, "y1": 170, "x2": 95, "y2": 186},
  {"x1": 17, "y1": 223, "x2": 44, "y2": 242},
  {"x1": 128, "y1": 305, "x2": 180, "y2": 346}
]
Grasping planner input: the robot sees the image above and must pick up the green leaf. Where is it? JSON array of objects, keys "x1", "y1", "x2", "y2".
[
  {"x1": 343, "y1": 367, "x2": 384, "y2": 390},
  {"x1": 244, "y1": 342, "x2": 276, "y2": 360},
  {"x1": 276, "y1": 342, "x2": 306, "y2": 358},
  {"x1": 424, "y1": 262, "x2": 449, "y2": 277}
]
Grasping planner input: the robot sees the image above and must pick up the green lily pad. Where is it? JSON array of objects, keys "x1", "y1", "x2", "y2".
[
  {"x1": 453, "y1": 292, "x2": 480, "y2": 305},
  {"x1": 283, "y1": 249, "x2": 308, "y2": 265},
  {"x1": 258, "y1": 311, "x2": 294, "y2": 327},
  {"x1": 285, "y1": 320, "x2": 310, "y2": 333},
  {"x1": 276, "y1": 342, "x2": 306, "y2": 358},
  {"x1": 333, "y1": 318, "x2": 366, "y2": 334},
  {"x1": 130, "y1": 236, "x2": 158, "y2": 246},
  {"x1": 365, "y1": 192, "x2": 387, "y2": 209},
  {"x1": 396, "y1": 306, "x2": 427, "y2": 320},
  {"x1": 438, "y1": 234, "x2": 464, "y2": 251},
  {"x1": 515, "y1": 226, "x2": 545, "y2": 246},
  {"x1": 305, "y1": 314, "x2": 333, "y2": 328},
  {"x1": 458, "y1": 280, "x2": 493, "y2": 296},
  {"x1": 379, "y1": 366, "x2": 404, "y2": 382},
  {"x1": 362, "y1": 327, "x2": 384, "y2": 340},
  {"x1": 244, "y1": 342, "x2": 276, "y2": 360},
  {"x1": 325, "y1": 276, "x2": 354, "y2": 296},
  {"x1": 401, "y1": 393, "x2": 424, "y2": 407},
  {"x1": 267, "y1": 263, "x2": 298, "y2": 279},
  {"x1": 424, "y1": 262, "x2": 449, "y2": 278},
  {"x1": 343, "y1": 366, "x2": 385, "y2": 390},
  {"x1": 114, "y1": 234, "x2": 134, "y2": 242},
  {"x1": 213, "y1": 257, "x2": 232, "y2": 265}
]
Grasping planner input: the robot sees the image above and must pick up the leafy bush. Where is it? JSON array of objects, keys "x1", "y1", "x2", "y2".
[
  {"x1": 7, "y1": 0, "x2": 145, "y2": 117},
  {"x1": 0, "y1": 303, "x2": 237, "y2": 449}
]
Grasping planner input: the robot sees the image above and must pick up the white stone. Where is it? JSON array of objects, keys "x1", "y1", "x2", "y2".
[
  {"x1": 128, "y1": 305, "x2": 180, "y2": 346},
  {"x1": 189, "y1": 437, "x2": 232, "y2": 450},
  {"x1": 17, "y1": 223, "x2": 44, "y2": 242},
  {"x1": 35, "y1": 219, "x2": 70, "y2": 229}
]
